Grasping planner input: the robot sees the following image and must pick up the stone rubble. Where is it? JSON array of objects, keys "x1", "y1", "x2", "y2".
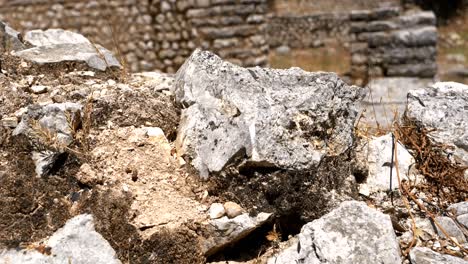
[
  {"x1": 0, "y1": 214, "x2": 121, "y2": 264},
  {"x1": 0, "y1": 14, "x2": 467, "y2": 262},
  {"x1": 201, "y1": 212, "x2": 272, "y2": 256},
  {"x1": 13, "y1": 102, "x2": 83, "y2": 176}
]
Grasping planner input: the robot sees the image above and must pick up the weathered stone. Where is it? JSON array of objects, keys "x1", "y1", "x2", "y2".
[
  {"x1": 0, "y1": 21, "x2": 26, "y2": 52},
  {"x1": 368, "y1": 26, "x2": 437, "y2": 48},
  {"x1": 398, "y1": 11, "x2": 436, "y2": 27},
  {"x1": 409, "y1": 247, "x2": 468, "y2": 264},
  {"x1": 358, "y1": 133, "x2": 415, "y2": 195},
  {"x1": 371, "y1": 46, "x2": 436, "y2": 65},
  {"x1": 201, "y1": 212, "x2": 272, "y2": 256},
  {"x1": 268, "y1": 201, "x2": 401, "y2": 264},
  {"x1": 350, "y1": 7, "x2": 400, "y2": 21},
  {"x1": 457, "y1": 214, "x2": 468, "y2": 230},
  {"x1": 387, "y1": 63, "x2": 437, "y2": 78},
  {"x1": 14, "y1": 42, "x2": 120, "y2": 71},
  {"x1": 30, "y1": 85, "x2": 48, "y2": 94},
  {"x1": 13, "y1": 102, "x2": 82, "y2": 176},
  {"x1": 434, "y1": 216, "x2": 466, "y2": 243},
  {"x1": 0, "y1": 214, "x2": 121, "y2": 264},
  {"x1": 24, "y1": 29, "x2": 90, "y2": 46},
  {"x1": 209, "y1": 203, "x2": 226, "y2": 219},
  {"x1": 406, "y1": 82, "x2": 468, "y2": 165},
  {"x1": 448, "y1": 201, "x2": 468, "y2": 216},
  {"x1": 223, "y1": 201, "x2": 243, "y2": 218},
  {"x1": 351, "y1": 20, "x2": 398, "y2": 33},
  {"x1": 174, "y1": 50, "x2": 364, "y2": 178},
  {"x1": 1, "y1": 116, "x2": 18, "y2": 128}
]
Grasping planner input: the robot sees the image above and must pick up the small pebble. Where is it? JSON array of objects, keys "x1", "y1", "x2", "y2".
[
  {"x1": 30, "y1": 85, "x2": 48, "y2": 94},
  {"x1": 209, "y1": 203, "x2": 225, "y2": 219},
  {"x1": 224, "y1": 201, "x2": 243, "y2": 218}
]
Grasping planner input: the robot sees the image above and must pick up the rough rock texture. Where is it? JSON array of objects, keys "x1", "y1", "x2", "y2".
[
  {"x1": 209, "y1": 203, "x2": 226, "y2": 219},
  {"x1": 0, "y1": 214, "x2": 121, "y2": 264},
  {"x1": 15, "y1": 42, "x2": 120, "y2": 72},
  {"x1": 449, "y1": 201, "x2": 468, "y2": 216},
  {"x1": 358, "y1": 133, "x2": 416, "y2": 195},
  {"x1": 434, "y1": 216, "x2": 467, "y2": 243},
  {"x1": 362, "y1": 77, "x2": 434, "y2": 126},
  {"x1": 0, "y1": 21, "x2": 25, "y2": 52},
  {"x1": 449, "y1": 202, "x2": 468, "y2": 230},
  {"x1": 175, "y1": 49, "x2": 364, "y2": 178},
  {"x1": 406, "y1": 82, "x2": 468, "y2": 165},
  {"x1": 25, "y1": 29, "x2": 91, "y2": 46},
  {"x1": 201, "y1": 212, "x2": 272, "y2": 256},
  {"x1": 224, "y1": 202, "x2": 243, "y2": 218},
  {"x1": 409, "y1": 247, "x2": 468, "y2": 264},
  {"x1": 268, "y1": 201, "x2": 401, "y2": 264},
  {"x1": 13, "y1": 102, "x2": 82, "y2": 176}
]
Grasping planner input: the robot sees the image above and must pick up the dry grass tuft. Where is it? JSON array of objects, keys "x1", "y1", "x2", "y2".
[
  {"x1": 395, "y1": 116, "x2": 468, "y2": 201},
  {"x1": 29, "y1": 96, "x2": 94, "y2": 162},
  {"x1": 355, "y1": 94, "x2": 468, "y2": 256}
]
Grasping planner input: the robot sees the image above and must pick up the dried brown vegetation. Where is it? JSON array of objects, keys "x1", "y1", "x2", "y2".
[{"x1": 395, "y1": 116, "x2": 468, "y2": 203}]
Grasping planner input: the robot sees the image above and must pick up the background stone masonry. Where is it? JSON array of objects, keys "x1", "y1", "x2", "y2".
[
  {"x1": 0, "y1": 0, "x2": 269, "y2": 73},
  {"x1": 0, "y1": 0, "x2": 437, "y2": 83}
]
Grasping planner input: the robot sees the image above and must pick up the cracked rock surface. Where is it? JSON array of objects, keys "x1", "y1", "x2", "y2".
[
  {"x1": 268, "y1": 201, "x2": 401, "y2": 264},
  {"x1": 174, "y1": 49, "x2": 365, "y2": 178}
]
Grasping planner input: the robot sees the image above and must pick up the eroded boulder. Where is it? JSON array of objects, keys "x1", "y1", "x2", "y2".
[
  {"x1": 268, "y1": 201, "x2": 401, "y2": 264},
  {"x1": 174, "y1": 49, "x2": 365, "y2": 178}
]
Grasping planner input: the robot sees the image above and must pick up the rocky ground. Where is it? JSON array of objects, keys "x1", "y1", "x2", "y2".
[{"x1": 0, "y1": 23, "x2": 467, "y2": 264}]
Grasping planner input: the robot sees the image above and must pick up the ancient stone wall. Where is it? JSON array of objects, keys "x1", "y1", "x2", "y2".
[
  {"x1": 187, "y1": 0, "x2": 269, "y2": 67},
  {"x1": 349, "y1": 7, "x2": 437, "y2": 84},
  {"x1": 267, "y1": 13, "x2": 352, "y2": 48},
  {"x1": 266, "y1": 0, "x2": 401, "y2": 49},
  {"x1": 272, "y1": 0, "x2": 400, "y2": 15},
  {"x1": 0, "y1": 0, "x2": 269, "y2": 73}
]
